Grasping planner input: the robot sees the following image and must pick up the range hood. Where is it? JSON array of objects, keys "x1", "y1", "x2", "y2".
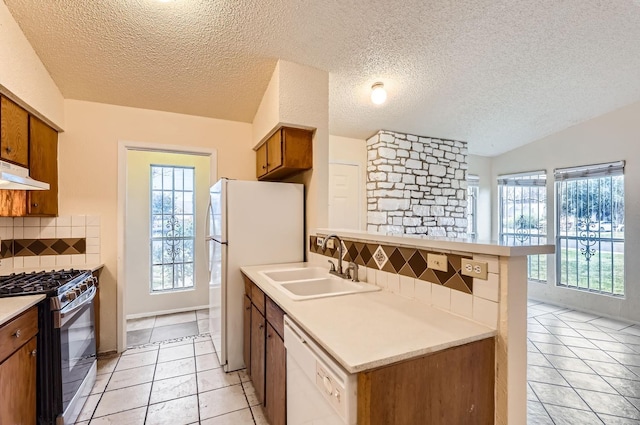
[{"x1": 0, "y1": 160, "x2": 49, "y2": 190}]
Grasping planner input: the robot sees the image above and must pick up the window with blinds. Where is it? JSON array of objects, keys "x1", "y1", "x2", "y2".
[
  {"x1": 555, "y1": 161, "x2": 625, "y2": 296},
  {"x1": 498, "y1": 171, "x2": 547, "y2": 282}
]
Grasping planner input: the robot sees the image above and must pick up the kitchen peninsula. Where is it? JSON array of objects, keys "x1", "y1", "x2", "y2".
[{"x1": 307, "y1": 229, "x2": 555, "y2": 425}]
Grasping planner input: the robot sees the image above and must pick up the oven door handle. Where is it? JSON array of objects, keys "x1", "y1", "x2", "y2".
[{"x1": 55, "y1": 286, "x2": 97, "y2": 329}]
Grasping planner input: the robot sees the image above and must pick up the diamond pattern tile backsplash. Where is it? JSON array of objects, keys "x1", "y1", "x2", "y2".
[
  {"x1": 0, "y1": 216, "x2": 101, "y2": 272},
  {"x1": 310, "y1": 235, "x2": 473, "y2": 294}
]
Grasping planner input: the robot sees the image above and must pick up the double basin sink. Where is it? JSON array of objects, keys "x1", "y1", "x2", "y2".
[{"x1": 259, "y1": 267, "x2": 380, "y2": 301}]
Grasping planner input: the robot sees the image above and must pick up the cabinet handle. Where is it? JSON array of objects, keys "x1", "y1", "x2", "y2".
[
  {"x1": 267, "y1": 332, "x2": 272, "y2": 339},
  {"x1": 13, "y1": 329, "x2": 21, "y2": 338},
  {"x1": 258, "y1": 323, "x2": 264, "y2": 330},
  {"x1": 31, "y1": 349, "x2": 37, "y2": 357},
  {"x1": 5, "y1": 146, "x2": 12, "y2": 153},
  {"x1": 32, "y1": 203, "x2": 39, "y2": 208},
  {"x1": 262, "y1": 165, "x2": 266, "y2": 169},
  {"x1": 245, "y1": 305, "x2": 251, "y2": 311}
]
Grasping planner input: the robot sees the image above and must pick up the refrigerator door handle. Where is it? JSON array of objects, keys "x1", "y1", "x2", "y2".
[{"x1": 206, "y1": 199, "x2": 213, "y2": 238}]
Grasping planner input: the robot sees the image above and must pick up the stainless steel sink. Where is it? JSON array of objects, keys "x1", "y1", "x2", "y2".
[{"x1": 260, "y1": 267, "x2": 380, "y2": 301}]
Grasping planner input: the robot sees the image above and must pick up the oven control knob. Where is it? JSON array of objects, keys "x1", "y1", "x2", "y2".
[
  {"x1": 75, "y1": 288, "x2": 82, "y2": 296},
  {"x1": 67, "y1": 292, "x2": 77, "y2": 301},
  {"x1": 87, "y1": 279, "x2": 94, "y2": 288},
  {"x1": 80, "y1": 284, "x2": 88, "y2": 291}
]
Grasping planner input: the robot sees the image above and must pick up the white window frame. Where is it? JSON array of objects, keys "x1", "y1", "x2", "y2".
[
  {"x1": 150, "y1": 165, "x2": 196, "y2": 292},
  {"x1": 467, "y1": 175, "x2": 479, "y2": 238},
  {"x1": 498, "y1": 170, "x2": 547, "y2": 282},
  {"x1": 555, "y1": 161, "x2": 625, "y2": 296}
]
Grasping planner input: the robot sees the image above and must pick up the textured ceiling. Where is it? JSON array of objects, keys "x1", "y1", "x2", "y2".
[{"x1": 4, "y1": 0, "x2": 640, "y2": 156}]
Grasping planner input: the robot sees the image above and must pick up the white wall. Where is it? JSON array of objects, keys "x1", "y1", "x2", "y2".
[
  {"x1": 125, "y1": 151, "x2": 211, "y2": 317},
  {"x1": 252, "y1": 60, "x2": 330, "y2": 249},
  {"x1": 491, "y1": 100, "x2": 640, "y2": 323},
  {"x1": 0, "y1": 1, "x2": 64, "y2": 128},
  {"x1": 468, "y1": 154, "x2": 493, "y2": 241},
  {"x1": 328, "y1": 135, "x2": 367, "y2": 230},
  {"x1": 59, "y1": 99, "x2": 253, "y2": 352}
]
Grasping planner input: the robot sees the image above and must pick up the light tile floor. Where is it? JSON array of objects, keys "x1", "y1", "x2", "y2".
[
  {"x1": 76, "y1": 310, "x2": 262, "y2": 424},
  {"x1": 527, "y1": 300, "x2": 640, "y2": 424},
  {"x1": 126, "y1": 309, "x2": 210, "y2": 347},
  {"x1": 84, "y1": 304, "x2": 640, "y2": 424},
  {"x1": 77, "y1": 334, "x2": 265, "y2": 424}
]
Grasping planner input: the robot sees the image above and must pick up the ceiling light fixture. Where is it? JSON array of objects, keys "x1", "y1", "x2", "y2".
[{"x1": 370, "y1": 82, "x2": 387, "y2": 105}]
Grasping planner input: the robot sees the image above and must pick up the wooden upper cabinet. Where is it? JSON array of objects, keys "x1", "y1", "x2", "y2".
[
  {"x1": 0, "y1": 96, "x2": 29, "y2": 167},
  {"x1": 266, "y1": 130, "x2": 283, "y2": 172},
  {"x1": 255, "y1": 126, "x2": 313, "y2": 181},
  {"x1": 28, "y1": 116, "x2": 58, "y2": 216},
  {"x1": 256, "y1": 143, "x2": 268, "y2": 178}
]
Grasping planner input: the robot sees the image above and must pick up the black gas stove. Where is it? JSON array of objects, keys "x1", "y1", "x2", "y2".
[
  {"x1": 0, "y1": 269, "x2": 97, "y2": 425},
  {"x1": 0, "y1": 269, "x2": 94, "y2": 308}
]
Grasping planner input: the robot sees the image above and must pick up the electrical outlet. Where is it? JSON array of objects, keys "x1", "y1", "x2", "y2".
[
  {"x1": 325, "y1": 238, "x2": 335, "y2": 249},
  {"x1": 316, "y1": 237, "x2": 325, "y2": 247},
  {"x1": 427, "y1": 253, "x2": 448, "y2": 272},
  {"x1": 461, "y1": 258, "x2": 488, "y2": 280}
]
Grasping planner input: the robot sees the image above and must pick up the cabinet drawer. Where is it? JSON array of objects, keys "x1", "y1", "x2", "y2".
[
  {"x1": 0, "y1": 306, "x2": 38, "y2": 364},
  {"x1": 251, "y1": 283, "x2": 266, "y2": 315},
  {"x1": 266, "y1": 297, "x2": 285, "y2": 339}
]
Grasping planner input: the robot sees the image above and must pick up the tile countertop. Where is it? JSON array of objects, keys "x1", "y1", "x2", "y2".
[
  {"x1": 241, "y1": 262, "x2": 496, "y2": 374},
  {"x1": 0, "y1": 294, "x2": 45, "y2": 326}
]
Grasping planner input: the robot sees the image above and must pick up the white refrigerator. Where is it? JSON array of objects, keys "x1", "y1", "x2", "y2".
[{"x1": 207, "y1": 179, "x2": 304, "y2": 372}]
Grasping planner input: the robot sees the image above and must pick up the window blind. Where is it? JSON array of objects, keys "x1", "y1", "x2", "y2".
[
  {"x1": 497, "y1": 170, "x2": 546, "y2": 187},
  {"x1": 554, "y1": 161, "x2": 624, "y2": 181}
]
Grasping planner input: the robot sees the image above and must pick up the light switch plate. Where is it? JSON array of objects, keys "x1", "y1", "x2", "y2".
[
  {"x1": 461, "y1": 258, "x2": 488, "y2": 280},
  {"x1": 427, "y1": 253, "x2": 448, "y2": 272},
  {"x1": 325, "y1": 239, "x2": 335, "y2": 249},
  {"x1": 317, "y1": 237, "x2": 325, "y2": 247}
]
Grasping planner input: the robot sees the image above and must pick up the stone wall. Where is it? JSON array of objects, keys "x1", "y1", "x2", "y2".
[{"x1": 366, "y1": 130, "x2": 468, "y2": 237}]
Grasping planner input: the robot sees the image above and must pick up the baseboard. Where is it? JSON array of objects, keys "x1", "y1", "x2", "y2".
[{"x1": 126, "y1": 304, "x2": 209, "y2": 320}]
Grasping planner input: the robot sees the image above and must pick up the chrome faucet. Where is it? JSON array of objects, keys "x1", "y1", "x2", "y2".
[
  {"x1": 321, "y1": 234, "x2": 359, "y2": 282},
  {"x1": 322, "y1": 234, "x2": 344, "y2": 276}
]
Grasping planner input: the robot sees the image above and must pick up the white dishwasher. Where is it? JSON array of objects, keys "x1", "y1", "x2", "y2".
[{"x1": 284, "y1": 316, "x2": 357, "y2": 425}]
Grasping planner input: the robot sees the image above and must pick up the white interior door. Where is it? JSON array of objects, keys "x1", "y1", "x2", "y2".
[{"x1": 328, "y1": 163, "x2": 361, "y2": 230}]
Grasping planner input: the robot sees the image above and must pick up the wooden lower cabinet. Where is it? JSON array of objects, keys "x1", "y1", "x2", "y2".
[
  {"x1": 242, "y1": 274, "x2": 495, "y2": 425},
  {"x1": 357, "y1": 338, "x2": 495, "y2": 425},
  {"x1": 0, "y1": 306, "x2": 39, "y2": 425},
  {"x1": 250, "y1": 305, "x2": 266, "y2": 404},
  {"x1": 243, "y1": 295, "x2": 252, "y2": 375},
  {"x1": 243, "y1": 276, "x2": 287, "y2": 425},
  {"x1": 265, "y1": 323, "x2": 286, "y2": 425}
]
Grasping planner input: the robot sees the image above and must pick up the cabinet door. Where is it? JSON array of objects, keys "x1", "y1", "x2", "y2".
[
  {"x1": 266, "y1": 130, "x2": 283, "y2": 172},
  {"x1": 28, "y1": 116, "x2": 58, "y2": 216},
  {"x1": 0, "y1": 96, "x2": 29, "y2": 167},
  {"x1": 250, "y1": 305, "x2": 266, "y2": 404},
  {"x1": 0, "y1": 336, "x2": 37, "y2": 425},
  {"x1": 265, "y1": 323, "x2": 286, "y2": 425},
  {"x1": 256, "y1": 143, "x2": 268, "y2": 178},
  {"x1": 243, "y1": 295, "x2": 252, "y2": 375}
]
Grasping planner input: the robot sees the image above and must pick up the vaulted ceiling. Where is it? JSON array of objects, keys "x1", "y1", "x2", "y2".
[{"x1": 5, "y1": 0, "x2": 640, "y2": 156}]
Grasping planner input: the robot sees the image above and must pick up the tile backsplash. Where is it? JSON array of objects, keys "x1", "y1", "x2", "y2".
[
  {"x1": 310, "y1": 234, "x2": 500, "y2": 329},
  {"x1": 0, "y1": 215, "x2": 101, "y2": 273}
]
